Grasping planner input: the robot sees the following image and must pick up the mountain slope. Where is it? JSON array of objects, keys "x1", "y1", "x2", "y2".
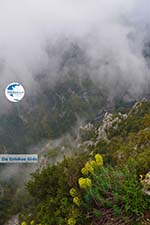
[{"x1": 15, "y1": 98, "x2": 150, "y2": 225}]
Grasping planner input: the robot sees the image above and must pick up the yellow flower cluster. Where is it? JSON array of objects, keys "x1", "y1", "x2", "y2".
[
  {"x1": 85, "y1": 162, "x2": 94, "y2": 173},
  {"x1": 81, "y1": 167, "x2": 89, "y2": 175},
  {"x1": 81, "y1": 154, "x2": 103, "y2": 176},
  {"x1": 67, "y1": 154, "x2": 103, "y2": 224},
  {"x1": 139, "y1": 174, "x2": 143, "y2": 183},
  {"x1": 78, "y1": 177, "x2": 92, "y2": 189},
  {"x1": 67, "y1": 217, "x2": 76, "y2": 225},
  {"x1": 69, "y1": 188, "x2": 77, "y2": 197},
  {"x1": 69, "y1": 188, "x2": 80, "y2": 207},
  {"x1": 21, "y1": 222, "x2": 27, "y2": 225},
  {"x1": 90, "y1": 160, "x2": 97, "y2": 167},
  {"x1": 73, "y1": 197, "x2": 80, "y2": 206},
  {"x1": 95, "y1": 154, "x2": 103, "y2": 166},
  {"x1": 30, "y1": 221, "x2": 35, "y2": 225}
]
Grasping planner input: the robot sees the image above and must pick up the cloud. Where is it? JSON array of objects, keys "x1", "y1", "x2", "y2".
[{"x1": 0, "y1": 0, "x2": 149, "y2": 112}]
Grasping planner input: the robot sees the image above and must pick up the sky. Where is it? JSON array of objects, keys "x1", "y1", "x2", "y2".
[{"x1": 0, "y1": 0, "x2": 150, "y2": 111}]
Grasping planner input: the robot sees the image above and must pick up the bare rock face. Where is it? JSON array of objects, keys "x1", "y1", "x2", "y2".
[
  {"x1": 128, "y1": 98, "x2": 147, "y2": 115},
  {"x1": 5, "y1": 215, "x2": 19, "y2": 225},
  {"x1": 97, "y1": 112, "x2": 127, "y2": 142},
  {"x1": 78, "y1": 123, "x2": 95, "y2": 142}
]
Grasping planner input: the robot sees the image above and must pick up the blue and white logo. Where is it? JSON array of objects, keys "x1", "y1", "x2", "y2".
[{"x1": 5, "y1": 82, "x2": 25, "y2": 102}]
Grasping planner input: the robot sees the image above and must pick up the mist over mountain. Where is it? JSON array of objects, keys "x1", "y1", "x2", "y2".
[{"x1": 0, "y1": 0, "x2": 150, "y2": 112}]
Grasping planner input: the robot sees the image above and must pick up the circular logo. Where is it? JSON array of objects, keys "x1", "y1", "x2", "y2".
[{"x1": 5, "y1": 82, "x2": 25, "y2": 102}]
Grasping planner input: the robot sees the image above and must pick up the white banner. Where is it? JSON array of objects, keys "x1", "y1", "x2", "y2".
[{"x1": 0, "y1": 154, "x2": 38, "y2": 163}]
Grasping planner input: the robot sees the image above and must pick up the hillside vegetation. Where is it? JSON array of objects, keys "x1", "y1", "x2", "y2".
[{"x1": 18, "y1": 99, "x2": 150, "y2": 225}]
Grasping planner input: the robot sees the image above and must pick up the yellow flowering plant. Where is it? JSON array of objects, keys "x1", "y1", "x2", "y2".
[
  {"x1": 78, "y1": 177, "x2": 92, "y2": 189},
  {"x1": 67, "y1": 217, "x2": 76, "y2": 225},
  {"x1": 139, "y1": 174, "x2": 143, "y2": 183},
  {"x1": 21, "y1": 222, "x2": 27, "y2": 225},
  {"x1": 69, "y1": 188, "x2": 77, "y2": 197},
  {"x1": 73, "y1": 197, "x2": 80, "y2": 206},
  {"x1": 95, "y1": 154, "x2": 103, "y2": 166},
  {"x1": 89, "y1": 160, "x2": 97, "y2": 168},
  {"x1": 81, "y1": 167, "x2": 89, "y2": 175},
  {"x1": 85, "y1": 162, "x2": 94, "y2": 173},
  {"x1": 30, "y1": 220, "x2": 35, "y2": 225}
]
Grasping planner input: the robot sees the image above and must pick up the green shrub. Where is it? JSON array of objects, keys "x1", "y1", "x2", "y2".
[
  {"x1": 25, "y1": 154, "x2": 88, "y2": 225},
  {"x1": 70, "y1": 155, "x2": 150, "y2": 224}
]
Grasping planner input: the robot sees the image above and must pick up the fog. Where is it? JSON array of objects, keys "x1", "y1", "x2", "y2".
[{"x1": 0, "y1": 0, "x2": 150, "y2": 112}]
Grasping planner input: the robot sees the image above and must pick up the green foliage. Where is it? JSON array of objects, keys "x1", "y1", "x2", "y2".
[
  {"x1": 77, "y1": 161, "x2": 150, "y2": 224},
  {"x1": 24, "y1": 100, "x2": 150, "y2": 225},
  {"x1": 92, "y1": 104, "x2": 150, "y2": 172},
  {"x1": 25, "y1": 154, "x2": 88, "y2": 225}
]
